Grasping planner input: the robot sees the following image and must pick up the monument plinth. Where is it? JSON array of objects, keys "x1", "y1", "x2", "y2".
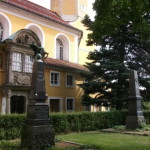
[
  {"x1": 21, "y1": 45, "x2": 54, "y2": 150},
  {"x1": 126, "y1": 70, "x2": 145, "y2": 130}
]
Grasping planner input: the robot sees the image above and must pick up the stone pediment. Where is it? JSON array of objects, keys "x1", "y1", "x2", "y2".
[{"x1": 5, "y1": 29, "x2": 41, "y2": 47}]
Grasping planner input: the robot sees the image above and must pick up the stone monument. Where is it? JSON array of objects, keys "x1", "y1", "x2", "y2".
[
  {"x1": 21, "y1": 45, "x2": 54, "y2": 150},
  {"x1": 126, "y1": 70, "x2": 145, "y2": 130}
]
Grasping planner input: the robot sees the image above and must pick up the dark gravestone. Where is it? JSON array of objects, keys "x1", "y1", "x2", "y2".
[
  {"x1": 126, "y1": 70, "x2": 145, "y2": 130},
  {"x1": 21, "y1": 45, "x2": 54, "y2": 150}
]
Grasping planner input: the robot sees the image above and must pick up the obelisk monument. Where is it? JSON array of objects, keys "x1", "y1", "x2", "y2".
[
  {"x1": 126, "y1": 70, "x2": 145, "y2": 130},
  {"x1": 21, "y1": 45, "x2": 54, "y2": 150}
]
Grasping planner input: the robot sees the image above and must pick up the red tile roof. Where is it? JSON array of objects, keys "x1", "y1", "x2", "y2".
[
  {"x1": 2, "y1": 0, "x2": 81, "y2": 31},
  {"x1": 45, "y1": 57, "x2": 89, "y2": 73}
]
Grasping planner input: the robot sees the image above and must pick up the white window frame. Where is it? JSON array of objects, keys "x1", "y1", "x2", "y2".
[
  {"x1": 66, "y1": 73, "x2": 75, "y2": 88},
  {"x1": 50, "y1": 71, "x2": 60, "y2": 86},
  {"x1": 25, "y1": 54, "x2": 33, "y2": 73},
  {"x1": 12, "y1": 52, "x2": 22, "y2": 72},
  {"x1": 55, "y1": 34, "x2": 70, "y2": 61},
  {"x1": 66, "y1": 97, "x2": 75, "y2": 112}
]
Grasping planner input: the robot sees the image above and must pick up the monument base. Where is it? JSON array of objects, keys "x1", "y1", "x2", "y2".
[
  {"x1": 21, "y1": 104, "x2": 55, "y2": 150},
  {"x1": 21, "y1": 125, "x2": 54, "y2": 150},
  {"x1": 126, "y1": 115, "x2": 145, "y2": 130}
]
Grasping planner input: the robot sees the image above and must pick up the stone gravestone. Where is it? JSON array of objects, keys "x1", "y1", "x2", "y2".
[
  {"x1": 126, "y1": 70, "x2": 145, "y2": 130},
  {"x1": 21, "y1": 45, "x2": 54, "y2": 150}
]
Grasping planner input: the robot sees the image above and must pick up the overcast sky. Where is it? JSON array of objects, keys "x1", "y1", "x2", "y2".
[{"x1": 28, "y1": 0, "x2": 95, "y2": 20}]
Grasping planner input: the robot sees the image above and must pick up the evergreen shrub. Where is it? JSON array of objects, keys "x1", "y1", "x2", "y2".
[
  {"x1": 0, "y1": 114, "x2": 25, "y2": 140},
  {"x1": 0, "y1": 111, "x2": 150, "y2": 140}
]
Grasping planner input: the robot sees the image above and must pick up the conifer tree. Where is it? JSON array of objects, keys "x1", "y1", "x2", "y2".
[{"x1": 80, "y1": 0, "x2": 150, "y2": 110}]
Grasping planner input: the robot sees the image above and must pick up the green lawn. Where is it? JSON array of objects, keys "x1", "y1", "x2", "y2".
[{"x1": 57, "y1": 131, "x2": 150, "y2": 150}]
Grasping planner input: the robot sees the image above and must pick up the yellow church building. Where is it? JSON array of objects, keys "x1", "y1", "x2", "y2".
[{"x1": 0, "y1": 0, "x2": 97, "y2": 114}]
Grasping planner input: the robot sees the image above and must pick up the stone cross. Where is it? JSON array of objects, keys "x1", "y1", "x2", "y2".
[{"x1": 126, "y1": 70, "x2": 145, "y2": 130}]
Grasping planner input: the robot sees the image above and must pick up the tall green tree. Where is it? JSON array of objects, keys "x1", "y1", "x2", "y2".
[{"x1": 80, "y1": 0, "x2": 150, "y2": 110}]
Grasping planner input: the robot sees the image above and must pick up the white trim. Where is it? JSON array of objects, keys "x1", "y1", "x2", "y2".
[
  {"x1": 50, "y1": 71, "x2": 60, "y2": 86},
  {"x1": 66, "y1": 73, "x2": 75, "y2": 88},
  {"x1": 79, "y1": 48, "x2": 90, "y2": 52},
  {"x1": 61, "y1": 14, "x2": 78, "y2": 22},
  {"x1": 66, "y1": 97, "x2": 75, "y2": 112},
  {"x1": 74, "y1": 35, "x2": 79, "y2": 63},
  {"x1": 25, "y1": 23, "x2": 45, "y2": 47},
  {"x1": 0, "y1": 12, "x2": 12, "y2": 39},
  {"x1": 48, "y1": 97, "x2": 62, "y2": 112},
  {"x1": 0, "y1": 4, "x2": 81, "y2": 37},
  {"x1": 54, "y1": 33, "x2": 70, "y2": 61}
]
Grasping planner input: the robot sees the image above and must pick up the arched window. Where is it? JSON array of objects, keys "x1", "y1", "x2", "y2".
[
  {"x1": 0, "y1": 23, "x2": 3, "y2": 41},
  {"x1": 56, "y1": 39, "x2": 63, "y2": 60},
  {"x1": 25, "y1": 23, "x2": 45, "y2": 47},
  {"x1": 55, "y1": 34, "x2": 70, "y2": 61},
  {"x1": 0, "y1": 13, "x2": 12, "y2": 40}
]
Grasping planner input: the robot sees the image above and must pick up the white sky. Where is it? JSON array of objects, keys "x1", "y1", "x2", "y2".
[{"x1": 28, "y1": 0, "x2": 95, "y2": 20}]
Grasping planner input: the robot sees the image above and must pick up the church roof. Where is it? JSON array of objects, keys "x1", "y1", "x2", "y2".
[
  {"x1": 1, "y1": 0, "x2": 81, "y2": 32},
  {"x1": 45, "y1": 57, "x2": 89, "y2": 73}
]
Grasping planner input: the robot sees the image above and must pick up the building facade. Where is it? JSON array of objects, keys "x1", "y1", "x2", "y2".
[{"x1": 0, "y1": 0, "x2": 93, "y2": 114}]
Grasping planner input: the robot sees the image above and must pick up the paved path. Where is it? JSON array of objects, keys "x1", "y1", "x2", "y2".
[{"x1": 101, "y1": 128, "x2": 150, "y2": 136}]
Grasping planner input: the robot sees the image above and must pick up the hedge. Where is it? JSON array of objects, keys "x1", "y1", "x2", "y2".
[{"x1": 0, "y1": 111, "x2": 150, "y2": 140}]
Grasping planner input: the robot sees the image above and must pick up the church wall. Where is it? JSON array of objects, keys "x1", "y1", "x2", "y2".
[
  {"x1": 62, "y1": 0, "x2": 77, "y2": 15},
  {"x1": 44, "y1": 67, "x2": 84, "y2": 112},
  {"x1": 0, "y1": 11, "x2": 77, "y2": 63},
  {"x1": 50, "y1": 0, "x2": 61, "y2": 16},
  {"x1": 0, "y1": 0, "x2": 91, "y2": 113}
]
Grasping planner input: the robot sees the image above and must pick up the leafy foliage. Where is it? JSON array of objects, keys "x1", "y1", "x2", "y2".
[
  {"x1": 80, "y1": 0, "x2": 150, "y2": 110},
  {"x1": 0, "y1": 111, "x2": 150, "y2": 140}
]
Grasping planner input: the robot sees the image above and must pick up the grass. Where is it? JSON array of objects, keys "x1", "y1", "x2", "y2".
[
  {"x1": 0, "y1": 139, "x2": 95, "y2": 150},
  {"x1": 57, "y1": 131, "x2": 150, "y2": 150},
  {"x1": 0, "y1": 132, "x2": 150, "y2": 150}
]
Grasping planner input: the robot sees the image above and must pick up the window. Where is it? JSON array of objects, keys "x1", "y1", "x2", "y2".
[
  {"x1": 12, "y1": 52, "x2": 22, "y2": 71},
  {"x1": 25, "y1": 55, "x2": 33, "y2": 73},
  {"x1": 66, "y1": 74, "x2": 74, "y2": 87},
  {"x1": 12, "y1": 52, "x2": 34, "y2": 72},
  {"x1": 66, "y1": 98, "x2": 75, "y2": 112},
  {"x1": 0, "y1": 23, "x2": 3, "y2": 41},
  {"x1": 55, "y1": 34, "x2": 69, "y2": 61},
  {"x1": 50, "y1": 71, "x2": 60, "y2": 86},
  {"x1": 56, "y1": 39, "x2": 63, "y2": 60}
]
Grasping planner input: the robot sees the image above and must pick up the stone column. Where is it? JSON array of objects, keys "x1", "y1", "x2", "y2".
[
  {"x1": 1, "y1": 90, "x2": 6, "y2": 114},
  {"x1": 6, "y1": 89, "x2": 11, "y2": 114},
  {"x1": 1, "y1": 96, "x2": 6, "y2": 114}
]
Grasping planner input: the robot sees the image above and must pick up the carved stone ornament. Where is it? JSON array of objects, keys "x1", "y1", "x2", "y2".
[
  {"x1": 13, "y1": 29, "x2": 41, "y2": 47},
  {"x1": 10, "y1": 72, "x2": 31, "y2": 86}
]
